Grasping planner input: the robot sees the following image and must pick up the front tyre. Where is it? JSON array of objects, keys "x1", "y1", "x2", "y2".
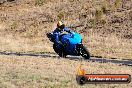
[{"x1": 80, "y1": 45, "x2": 90, "y2": 59}]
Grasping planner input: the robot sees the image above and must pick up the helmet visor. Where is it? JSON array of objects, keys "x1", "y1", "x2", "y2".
[{"x1": 59, "y1": 24, "x2": 65, "y2": 29}]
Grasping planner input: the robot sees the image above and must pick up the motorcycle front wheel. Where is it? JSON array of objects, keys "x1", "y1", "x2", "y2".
[{"x1": 80, "y1": 45, "x2": 90, "y2": 59}]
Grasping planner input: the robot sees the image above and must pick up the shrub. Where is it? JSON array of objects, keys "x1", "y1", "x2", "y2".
[
  {"x1": 101, "y1": 6, "x2": 107, "y2": 14},
  {"x1": 95, "y1": 9, "x2": 103, "y2": 20},
  {"x1": 57, "y1": 10, "x2": 65, "y2": 20},
  {"x1": 89, "y1": 19, "x2": 96, "y2": 28},
  {"x1": 114, "y1": 0, "x2": 121, "y2": 9},
  {"x1": 129, "y1": 10, "x2": 132, "y2": 21},
  {"x1": 35, "y1": 0, "x2": 46, "y2": 6},
  {"x1": 11, "y1": 21, "x2": 17, "y2": 30}
]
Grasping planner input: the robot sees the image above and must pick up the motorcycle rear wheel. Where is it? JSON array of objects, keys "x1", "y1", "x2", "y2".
[{"x1": 53, "y1": 44, "x2": 67, "y2": 58}]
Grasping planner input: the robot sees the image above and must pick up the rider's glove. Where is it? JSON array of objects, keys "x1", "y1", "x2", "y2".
[
  {"x1": 72, "y1": 31, "x2": 75, "y2": 34},
  {"x1": 70, "y1": 32, "x2": 75, "y2": 38}
]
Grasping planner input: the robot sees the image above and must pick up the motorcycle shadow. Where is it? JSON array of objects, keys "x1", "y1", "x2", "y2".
[
  {"x1": 0, "y1": 51, "x2": 84, "y2": 60},
  {"x1": 0, "y1": 51, "x2": 59, "y2": 58},
  {"x1": 0, "y1": 51, "x2": 131, "y2": 66}
]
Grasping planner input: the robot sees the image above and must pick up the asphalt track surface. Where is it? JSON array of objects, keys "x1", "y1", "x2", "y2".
[{"x1": 0, "y1": 51, "x2": 132, "y2": 66}]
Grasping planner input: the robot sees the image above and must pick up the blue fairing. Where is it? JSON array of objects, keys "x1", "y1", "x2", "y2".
[
  {"x1": 61, "y1": 32, "x2": 82, "y2": 55},
  {"x1": 61, "y1": 32, "x2": 82, "y2": 44}
]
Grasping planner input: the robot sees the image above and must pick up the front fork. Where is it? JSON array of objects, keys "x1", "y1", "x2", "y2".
[{"x1": 76, "y1": 44, "x2": 83, "y2": 55}]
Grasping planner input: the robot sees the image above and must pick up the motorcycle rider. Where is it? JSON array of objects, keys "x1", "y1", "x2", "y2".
[
  {"x1": 53, "y1": 21, "x2": 74, "y2": 46},
  {"x1": 52, "y1": 21, "x2": 75, "y2": 56}
]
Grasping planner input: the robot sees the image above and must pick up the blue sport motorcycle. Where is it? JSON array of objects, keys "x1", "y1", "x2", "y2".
[{"x1": 46, "y1": 31, "x2": 90, "y2": 59}]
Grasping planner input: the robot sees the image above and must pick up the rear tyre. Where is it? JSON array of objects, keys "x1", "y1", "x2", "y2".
[
  {"x1": 53, "y1": 44, "x2": 67, "y2": 58},
  {"x1": 80, "y1": 45, "x2": 90, "y2": 59}
]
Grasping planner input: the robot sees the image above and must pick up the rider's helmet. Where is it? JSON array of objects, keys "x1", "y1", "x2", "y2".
[{"x1": 57, "y1": 21, "x2": 65, "y2": 30}]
